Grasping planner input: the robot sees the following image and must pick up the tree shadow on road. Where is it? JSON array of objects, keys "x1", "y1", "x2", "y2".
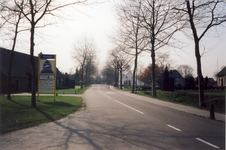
[{"x1": 39, "y1": 107, "x2": 185, "y2": 150}]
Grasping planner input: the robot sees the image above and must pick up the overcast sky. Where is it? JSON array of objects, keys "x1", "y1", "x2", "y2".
[{"x1": 1, "y1": 0, "x2": 226, "y2": 79}]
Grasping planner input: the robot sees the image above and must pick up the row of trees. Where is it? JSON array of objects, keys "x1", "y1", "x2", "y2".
[
  {"x1": 0, "y1": 0, "x2": 95, "y2": 107},
  {"x1": 101, "y1": 47, "x2": 132, "y2": 89},
  {"x1": 110, "y1": 0, "x2": 226, "y2": 107},
  {"x1": 72, "y1": 37, "x2": 97, "y2": 88}
]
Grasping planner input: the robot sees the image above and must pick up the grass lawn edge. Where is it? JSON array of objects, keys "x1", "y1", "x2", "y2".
[
  {"x1": 113, "y1": 87, "x2": 225, "y2": 114},
  {"x1": 0, "y1": 96, "x2": 84, "y2": 134}
]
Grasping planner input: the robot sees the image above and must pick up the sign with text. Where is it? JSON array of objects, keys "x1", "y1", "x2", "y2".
[
  {"x1": 39, "y1": 80, "x2": 54, "y2": 92},
  {"x1": 38, "y1": 54, "x2": 56, "y2": 100},
  {"x1": 169, "y1": 74, "x2": 181, "y2": 78}
]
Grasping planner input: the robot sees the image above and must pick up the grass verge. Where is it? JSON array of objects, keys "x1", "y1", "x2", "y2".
[
  {"x1": 114, "y1": 87, "x2": 225, "y2": 114},
  {"x1": 0, "y1": 96, "x2": 83, "y2": 134},
  {"x1": 114, "y1": 87, "x2": 132, "y2": 91},
  {"x1": 38, "y1": 85, "x2": 91, "y2": 94},
  {"x1": 136, "y1": 90, "x2": 225, "y2": 114}
]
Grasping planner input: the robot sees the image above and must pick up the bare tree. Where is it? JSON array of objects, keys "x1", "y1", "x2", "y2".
[
  {"x1": 174, "y1": 0, "x2": 226, "y2": 107},
  {"x1": 84, "y1": 49, "x2": 97, "y2": 86},
  {"x1": 73, "y1": 37, "x2": 96, "y2": 88},
  {"x1": 110, "y1": 47, "x2": 132, "y2": 89},
  {"x1": 107, "y1": 52, "x2": 120, "y2": 87},
  {"x1": 139, "y1": 0, "x2": 186, "y2": 97},
  {"x1": 177, "y1": 64, "x2": 194, "y2": 78},
  {"x1": 0, "y1": 1, "x2": 24, "y2": 100},
  {"x1": 101, "y1": 65, "x2": 115, "y2": 85},
  {"x1": 113, "y1": 0, "x2": 148, "y2": 93},
  {"x1": 13, "y1": 0, "x2": 95, "y2": 107}
]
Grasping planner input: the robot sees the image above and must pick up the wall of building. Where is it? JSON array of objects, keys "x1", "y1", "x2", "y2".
[{"x1": 217, "y1": 76, "x2": 226, "y2": 87}]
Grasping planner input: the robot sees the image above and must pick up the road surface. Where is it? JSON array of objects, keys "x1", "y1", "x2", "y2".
[{"x1": 0, "y1": 84, "x2": 225, "y2": 150}]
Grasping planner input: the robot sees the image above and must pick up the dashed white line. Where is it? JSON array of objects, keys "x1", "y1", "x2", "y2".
[
  {"x1": 98, "y1": 86, "x2": 220, "y2": 149},
  {"x1": 167, "y1": 125, "x2": 181, "y2": 132},
  {"x1": 196, "y1": 138, "x2": 219, "y2": 149},
  {"x1": 98, "y1": 89, "x2": 103, "y2": 93},
  {"x1": 98, "y1": 87, "x2": 102, "y2": 93},
  {"x1": 115, "y1": 100, "x2": 144, "y2": 114},
  {"x1": 103, "y1": 94, "x2": 111, "y2": 99}
]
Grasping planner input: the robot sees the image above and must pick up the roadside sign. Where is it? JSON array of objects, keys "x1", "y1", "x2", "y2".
[
  {"x1": 38, "y1": 54, "x2": 56, "y2": 101},
  {"x1": 169, "y1": 74, "x2": 180, "y2": 78},
  {"x1": 169, "y1": 73, "x2": 181, "y2": 101},
  {"x1": 40, "y1": 54, "x2": 55, "y2": 59}
]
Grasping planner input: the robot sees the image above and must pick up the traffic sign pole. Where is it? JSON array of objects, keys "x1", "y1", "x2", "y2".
[{"x1": 169, "y1": 74, "x2": 181, "y2": 102}]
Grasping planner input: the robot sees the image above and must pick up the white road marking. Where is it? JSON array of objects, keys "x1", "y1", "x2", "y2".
[
  {"x1": 167, "y1": 125, "x2": 181, "y2": 132},
  {"x1": 196, "y1": 138, "x2": 219, "y2": 149},
  {"x1": 103, "y1": 94, "x2": 111, "y2": 99},
  {"x1": 104, "y1": 92, "x2": 116, "y2": 94},
  {"x1": 98, "y1": 88, "x2": 102, "y2": 93},
  {"x1": 115, "y1": 100, "x2": 144, "y2": 114}
]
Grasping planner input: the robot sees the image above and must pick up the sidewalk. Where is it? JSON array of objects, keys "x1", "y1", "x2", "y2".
[
  {"x1": 3, "y1": 93, "x2": 83, "y2": 97},
  {"x1": 110, "y1": 86, "x2": 226, "y2": 123}
]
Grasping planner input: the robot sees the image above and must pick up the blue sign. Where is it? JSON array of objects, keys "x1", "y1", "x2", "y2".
[
  {"x1": 41, "y1": 60, "x2": 53, "y2": 73},
  {"x1": 169, "y1": 74, "x2": 180, "y2": 78},
  {"x1": 40, "y1": 54, "x2": 55, "y2": 59}
]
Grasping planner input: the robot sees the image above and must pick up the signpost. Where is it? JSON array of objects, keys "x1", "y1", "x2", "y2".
[
  {"x1": 169, "y1": 74, "x2": 180, "y2": 78},
  {"x1": 38, "y1": 53, "x2": 56, "y2": 101},
  {"x1": 169, "y1": 74, "x2": 181, "y2": 101}
]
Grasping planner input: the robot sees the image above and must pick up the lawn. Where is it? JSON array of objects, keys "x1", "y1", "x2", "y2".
[
  {"x1": 0, "y1": 96, "x2": 83, "y2": 134},
  {"x1": 38, "y1": 85, "x2": 91, "y2": 94},
  {"x1": 136, "y1": 90, "x2": 225, "y2": 114},
  {"x1": 114, "y1": 87, "x2": 225, "y2": 114}
]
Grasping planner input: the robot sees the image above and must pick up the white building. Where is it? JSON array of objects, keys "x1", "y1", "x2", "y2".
[{"x1": 121, "y1": 71, "x2": 144, "y2": 86}]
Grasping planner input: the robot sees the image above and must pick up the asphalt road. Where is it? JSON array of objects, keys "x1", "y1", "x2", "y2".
[{"x1": 0, "y1": 84, "x2": 225, "y2": 150}]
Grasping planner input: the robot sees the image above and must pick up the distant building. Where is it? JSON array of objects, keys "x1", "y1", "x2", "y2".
[
  {"x1": 216, "y1": 67, "x2": 226, "y2": 87},
  {"x1": 121, "y1": 71, "x2": 144, "y2": 87},
  {"x1": 208, "y1": 78, "x2": 217, "y2": 87},
  {"x1": 0, "y1": 48, "x2": 64, "y2": 93}
]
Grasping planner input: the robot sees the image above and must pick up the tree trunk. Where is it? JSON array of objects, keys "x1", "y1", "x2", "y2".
[
  {"x1": 131, "y1": 53, "x2": 138, "y2": 93},
  {"x1": 81, "y1": 65, "x2": 84, "y2": 88},
  {"x1": 7, "y1": 11, "x2": 22, "y2": 100},
  {"x1": 117, "y1": 72, "x2": 119, "y2": 87},
  {"x1": 120, "y1": 69, "x2": 122, "y2": 89},
  {"x1": 7, "y1": 55, "x2": 13, "y2": 100},
  {"x1": 114, "y1": 69, "x2": 118, "y2": 87},
  {"x1": 151, "y1": 47, "x2": 157, "y2": 97},
  {"x1": 195, "y1": 42, "x2": 206, "y2": 107},
  {"x1": 186, "y1": 1, "x2": 206, "y2": 107},
  {"x1": 7, "y1": 48, "x2": 14, "y2": 100},
  {"x1": 151, "y1": 0, "x2": 156, "y2": 97},
  {"x1": 85, "y1": 67, "x2": 88, "y2": 87},
  {"x1": 30, "y1": 22, "x2": 36, "y2": 108}
]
